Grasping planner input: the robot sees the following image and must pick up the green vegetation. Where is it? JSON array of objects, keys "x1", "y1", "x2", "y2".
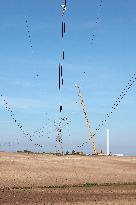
[{"x1": 5, "y1": 182, "x2": 136, "y2": 191}]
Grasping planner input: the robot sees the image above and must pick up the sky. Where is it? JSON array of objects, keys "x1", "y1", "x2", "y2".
[{"x1": 0, "y1": 0, "x2": 136, "y2": 155}]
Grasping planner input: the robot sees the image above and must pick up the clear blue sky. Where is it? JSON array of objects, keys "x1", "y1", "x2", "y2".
[{"x1": 0, "y1": 0, "x2": 136, "y2": 155}]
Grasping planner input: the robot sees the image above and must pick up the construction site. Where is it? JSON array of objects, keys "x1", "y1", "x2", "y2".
[{"x1": 0, "y1": 83, "x2": 136, "y2": 204}]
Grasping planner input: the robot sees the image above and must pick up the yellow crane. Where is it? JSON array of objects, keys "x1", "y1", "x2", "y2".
[{"x1": 75, "y1": 84, "x2": 98, "y2": 155}]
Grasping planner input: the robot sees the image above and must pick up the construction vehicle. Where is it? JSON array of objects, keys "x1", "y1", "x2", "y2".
[{"x1": 75, "y1": 84, "x2": 100, "y2": 155}]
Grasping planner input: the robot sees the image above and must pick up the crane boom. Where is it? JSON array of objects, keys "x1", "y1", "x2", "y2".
[{"x1": 75, "y1": 84, "x2": 97, "y2": 155}]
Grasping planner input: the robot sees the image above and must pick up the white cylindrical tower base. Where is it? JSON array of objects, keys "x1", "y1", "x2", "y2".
[{"x1": 107, "y1": 129, "x2": 109, "y2": 155}]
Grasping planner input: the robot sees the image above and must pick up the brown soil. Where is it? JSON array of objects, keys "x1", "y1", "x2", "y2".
[
  {"x1": 0, "y1": 185, "x2": 136, "y2": 205},
  {"x1": 0, "y1": 152, "x2": 136, "y2": 205}
]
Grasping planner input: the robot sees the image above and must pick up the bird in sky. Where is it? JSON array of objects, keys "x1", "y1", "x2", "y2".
[{"x1": 60, "y1": 4, "x2": 67, "y2": 16}]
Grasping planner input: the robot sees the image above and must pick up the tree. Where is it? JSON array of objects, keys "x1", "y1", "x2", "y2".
[
  {"x1": 66, "y1": 151, "x2": 69, "y2": 155},
  {"x1": 72, "y1": 150, "x2": 75, "y2": 155}
]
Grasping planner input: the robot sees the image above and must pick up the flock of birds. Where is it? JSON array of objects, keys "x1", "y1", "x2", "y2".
[
  {"x1": 54, "y1": 117, "x2": 71, "y2": 153},
  {"x1": 0, "y1": 93, "x2": 43, "y2": 148},
  {"x1": 59, "y1": 0, "x2": 67, "y2": 112},
  {"x1": 25, "y1": 19, "x2": 33, "y2": 49},
  {"x1": 77, "y1": 72, "x2": 136, "y2": 148},
  {"x1": 0, "y1": 0, "x2": 135, "y2": 153},
  {"x1": 90, "y1": 0, "x2": 104, "y2": 43},
  {"x1": 53, "y1": 0, "x2": 68, "y2": 153},
  {"x1": 75, "y1": 0, "x2": 136, "y2": 149}
]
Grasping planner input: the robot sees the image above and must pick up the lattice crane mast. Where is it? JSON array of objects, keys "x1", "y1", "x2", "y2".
[{"x1": 75, "y1": 84, "x2": 97, "y2": 155}]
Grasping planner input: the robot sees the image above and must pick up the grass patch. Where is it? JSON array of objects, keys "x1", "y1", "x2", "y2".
[
  {"x1": 1, "y1": 182, "x2": 136, "y2": 191},
  {"x1": 47, "y1": 183, "x2": 97, "y2": 189},
  {"x1": 101, "y1": 182, "x2": 136, "y2": 186}
]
